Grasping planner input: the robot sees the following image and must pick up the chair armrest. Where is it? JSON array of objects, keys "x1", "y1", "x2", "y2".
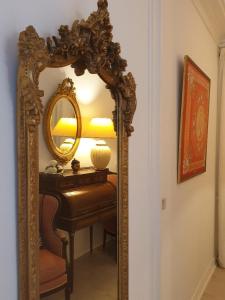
[
  {"x1": 56, "y1": 229, "x2": 68, "y2": 244},
  {"x1": 55, "y1": 229, "x2": 68, "y2": 259},
  {"x1": 56, "y1": 229, "x2": 70, "y2": 283}
]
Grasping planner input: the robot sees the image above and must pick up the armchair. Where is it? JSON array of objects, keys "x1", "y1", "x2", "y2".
[{"x1": 39, "y1": 194, "x2": 70, "y2": 300}]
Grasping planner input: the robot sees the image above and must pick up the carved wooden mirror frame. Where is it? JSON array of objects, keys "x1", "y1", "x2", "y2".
[{"x1": 17, "y1": 1, "x2": 136, "y2": 299}]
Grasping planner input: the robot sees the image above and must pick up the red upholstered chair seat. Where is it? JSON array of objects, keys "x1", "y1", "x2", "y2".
[
  {"x1": 40, "y1": 249, "x2": 67, "y2": 284},
  {"x1": 40, "y1": 249, "x2": 67, "y2": 295}
]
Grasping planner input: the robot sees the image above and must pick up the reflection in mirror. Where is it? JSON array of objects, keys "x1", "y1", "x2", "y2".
[
  {"x1": 39, "y1": 67, "x2": 118, "y2": 300},
  {"x1": 51, "y1": 98, "x2": 77, "y2": 154}
]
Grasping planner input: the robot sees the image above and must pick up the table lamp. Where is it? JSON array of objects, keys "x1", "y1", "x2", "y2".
[{"x1": 82, "y1": 117, "x2": 116, "y2": 170}]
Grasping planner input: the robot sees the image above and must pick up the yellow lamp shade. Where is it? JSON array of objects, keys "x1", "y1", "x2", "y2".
[
  {"x1": 52, "y1": 118, "x2": 77, "y2": 137},
  {"x1": 82, "y1": 118, "x2": 116, "y2": 138}
]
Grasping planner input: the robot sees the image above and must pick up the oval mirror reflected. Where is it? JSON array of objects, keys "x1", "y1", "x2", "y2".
[
  {"x1": 44, "y1": 78, "x2": 81, "y2": 163},
  {"x1": 51, "y1": 97, "x2": 78, "y2": 154}
]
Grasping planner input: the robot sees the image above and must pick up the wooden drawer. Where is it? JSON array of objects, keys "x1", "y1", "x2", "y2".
[{"x1": 39, "y1": 167, "x2": 109, "y2": 191}]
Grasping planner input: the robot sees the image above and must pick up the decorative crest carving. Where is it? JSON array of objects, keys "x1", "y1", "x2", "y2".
[
  {"x1": 55, "y1": 77, "x2": 76, "y2": 98},
  {"x1": 44, "y1": 0, "x2": 136, "y2": 135}
]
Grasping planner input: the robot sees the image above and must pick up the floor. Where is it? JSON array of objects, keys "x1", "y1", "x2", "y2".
[
  {"x1": 45, "y1": 242, "x2": 117, "y2": 300},
  {"x1": 201, "y1": 268, "x2": 225, "y2": 300},
  {"x1": 44, "y1": 255, "x2": 225, "y2": 300}
]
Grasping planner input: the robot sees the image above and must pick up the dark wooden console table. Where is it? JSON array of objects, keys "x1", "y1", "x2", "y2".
[{"x1": 39, "y1": 167, "x2": 117, "y2": 291}]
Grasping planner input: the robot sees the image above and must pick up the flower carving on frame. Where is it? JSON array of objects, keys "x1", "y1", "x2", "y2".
[
  {"x1": 116, "y1": 72, "x2": 137, "y2": 136},
  {"x1": 18, "y1": 26, "x2": 50, "y2": 131}
]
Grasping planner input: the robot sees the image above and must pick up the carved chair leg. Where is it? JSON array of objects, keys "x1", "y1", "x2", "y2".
[
  {"x1": 90, "y1": 225, "x2": 93, "y2": 254},
  {"x1": 65, "y1": 287, "x2": 70, "y2": 300},
  {"x1": 103, "y1": 229, "x2": 107, "y2": 249},
  {"x1": 69, "y1": 232, "x2": 75, "y2": 292}
]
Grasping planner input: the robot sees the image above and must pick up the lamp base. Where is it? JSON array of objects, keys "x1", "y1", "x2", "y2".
[{"x1": 91, "y1": 141, "x2": 111, "y2": 170}]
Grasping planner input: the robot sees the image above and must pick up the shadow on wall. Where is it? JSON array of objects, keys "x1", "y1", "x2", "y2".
[
  {"x1": 5, "y1": 32, "x2": 19, "y2": 228},
  {"x1": 176, "y1": 57, "x2": 184, "y2": 152}
]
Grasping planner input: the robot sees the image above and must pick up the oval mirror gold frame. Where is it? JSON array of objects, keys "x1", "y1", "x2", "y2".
[
  {"x1": 44, "y1": 78, "x2": 81, "y2": 164},
  {"x1": 17, "y1": 1, "x2": 137, "y2": 299}
]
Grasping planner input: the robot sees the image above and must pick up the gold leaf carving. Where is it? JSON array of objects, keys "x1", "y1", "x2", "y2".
[
  {"x1": 18, "y1": 26, "x2": 48, "y2": 64},
  {"x1": 118, "y1": 72, "x2": 137, "y2": 136},
  {"x1": 55, "y1": 77, "x2": 76, "y2": 98},
  {"x1": 18, "y1": 26, "x2": 49, "y2": 131},
  {"x1": 45, "y1": 0, "x2": 136, "y2": 137}
]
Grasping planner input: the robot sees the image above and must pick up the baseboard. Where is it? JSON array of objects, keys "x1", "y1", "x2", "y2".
[{"x1": 191, "y1": 259, "x2": 216, "y2": 300}]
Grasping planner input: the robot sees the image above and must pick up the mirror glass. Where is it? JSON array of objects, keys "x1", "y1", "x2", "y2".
[
  {"x1": 50, "y1": 97, "x2": 77, "y2": 154},
  {"x1": 39, "y1": 66, "x2": 118, "y2": 300}
]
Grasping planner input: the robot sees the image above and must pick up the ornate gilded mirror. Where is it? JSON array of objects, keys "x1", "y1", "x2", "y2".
[
  {"x1": 44, "y1": 78, "x2": 81, "y2": 164},
  {"x1": 17, "y1": 1, "x2": 136, "y2": 299}
]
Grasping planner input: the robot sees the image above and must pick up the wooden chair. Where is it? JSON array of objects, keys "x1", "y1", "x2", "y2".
[
  {"x1": 103, "y1": 216, "x2": 117, "y2": 249},
  {"x1": 39, "y1": 194, "x2": 70, "y2": 300}
]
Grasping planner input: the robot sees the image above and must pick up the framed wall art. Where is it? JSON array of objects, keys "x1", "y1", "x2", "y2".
[{"x1": 178, "y1": 55, "x2": 210, "y2": 183}]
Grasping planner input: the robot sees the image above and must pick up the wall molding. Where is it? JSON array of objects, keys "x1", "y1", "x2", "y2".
[
  {"x1": 191, "y1": 259, "x2": 216, "y2": 300},
  {"x1": 148, "y1": 0, "x2": 161, "y2": 299}
]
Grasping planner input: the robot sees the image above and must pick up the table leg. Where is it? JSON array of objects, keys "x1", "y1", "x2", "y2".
[
  {"x1": 90, "y1": 225, "x2": 93, "y2": 254},
  {"x1": 103, "y1": 229, "x2": 107, "y2": 249},
  {"x1": 69, "y1": 232, "x2": 75, "y2": 292}
]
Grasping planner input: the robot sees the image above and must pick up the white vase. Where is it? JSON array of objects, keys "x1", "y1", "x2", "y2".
[{"x1": 91, "y1": 142, "x2": 111, "y2": 170}]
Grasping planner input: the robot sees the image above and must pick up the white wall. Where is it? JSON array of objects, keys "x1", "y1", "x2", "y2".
[
  {"x1": 160, "y1": 0, "x2": 218, "y2": 299},
  {"x1": 0, "y1": 0, "x2": 153, "y2": 299}
]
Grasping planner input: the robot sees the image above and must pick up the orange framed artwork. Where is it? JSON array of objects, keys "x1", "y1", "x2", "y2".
[{"x1": 178, "y1": 56, "x2": 210, "y2": 183}]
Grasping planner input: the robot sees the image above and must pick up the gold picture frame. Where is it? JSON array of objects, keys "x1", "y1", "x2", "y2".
[{"x1": 17, "y1": 1, "x2": 137, "y2": 299}]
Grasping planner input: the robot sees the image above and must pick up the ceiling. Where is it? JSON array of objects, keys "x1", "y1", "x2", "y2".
[{"x1": 192, "y1": 0, "x2": 225, "y2": 45}]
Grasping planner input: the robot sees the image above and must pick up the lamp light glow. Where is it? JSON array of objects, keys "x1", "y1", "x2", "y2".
[{"x1": 76, "y1": 89, "x2": 94, "y2": 105}]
